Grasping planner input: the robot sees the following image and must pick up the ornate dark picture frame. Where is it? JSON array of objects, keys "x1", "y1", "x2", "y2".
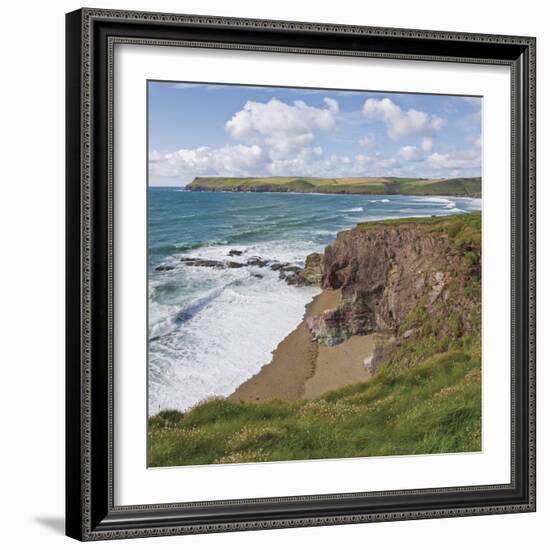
[{"x1": 66, "y1": 8, "x2": 536, "y2": 541}]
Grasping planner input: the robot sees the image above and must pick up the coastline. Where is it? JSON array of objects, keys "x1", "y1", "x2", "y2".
[
  {"x1": 183, "y1": 188, "x2": 483, "y2": 202},
  {"x1": 229, "y1": 289, "x2": 375, "y2": 404},
  {"x1": 187, "y1": 175, "x2": 482, "y2": 199},
  {"x1": 148, "y1": 211, "x2": 482, "y2": 466},
  {"x1": 188, "y1": 187, "x2": 482, "y2": 199},
  {"x1": 149, "y1": 188, "x2": 482, "y2": 415}
]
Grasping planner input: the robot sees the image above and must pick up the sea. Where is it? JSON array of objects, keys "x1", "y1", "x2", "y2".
[{"x1": 148, "y1": 189, "x2": 481, "y2": 415}]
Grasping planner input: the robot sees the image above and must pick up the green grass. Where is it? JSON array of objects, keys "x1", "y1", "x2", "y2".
[
  {"x1": 148, "y1": 348, "x2": 481, "y2": 466},
  {"x1": 187, "y1": 176, "x2": 481, "y2": 198},
  {"x1": 357, "y1": 211, "x2": 481, "y2": 248}
]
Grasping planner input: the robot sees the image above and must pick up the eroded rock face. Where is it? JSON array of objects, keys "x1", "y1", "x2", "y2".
[
  {"x1": 306, "y1": 292, "x2": 376, "y2": 345},
  {"x1": 301, "y1": 252, "x2": 325, "y2": 286},
  {"x1": 363, "y1": 334, "x2": 398, "y2": 375},
  {"x1": 278, "y1": 252, "x2": 325, "y2": 287},
  {"x1": 307, "y1": 222, "x2": 480, "y2": 346}
]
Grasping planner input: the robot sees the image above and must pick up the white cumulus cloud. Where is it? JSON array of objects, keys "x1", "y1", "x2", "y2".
[
  {"x1": 149, "y1": 92, "x2": 481, "y2": 184},
  {"x1": 225, "y1": 97, "x2": 338, "y2": 160},
  {"x1": 362, "y1": 98, "x2": 445, "y2": 140},
  {"x1": 399, "y1": 145, "x2": 421, "y2": 161},
  {"x1": 149, "y1": 144, "x2": 264, "y2": 181},
  {"x1": 323, "y1": 97, "x2": 339, "y2": 113},
  {"x1": 421, "y1": 137, "x2": 434, "y2": 152},
  {"x1": 399, "y1": 138, "x2": 434, "y2": 161},
  {"x1": 427, "y1": 149, "x2": 481, "y2": 171},
  {"x1": 359, "y1": 135, "x2": 374, "y2": 148}
]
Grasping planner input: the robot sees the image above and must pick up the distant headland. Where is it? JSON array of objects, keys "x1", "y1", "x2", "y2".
[{"x1": 186, "y1": 176, "x2": 481, "y2": 198}]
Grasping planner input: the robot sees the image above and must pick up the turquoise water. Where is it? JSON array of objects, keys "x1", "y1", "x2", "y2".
[{"x1": 148, "y1": 189, "x2": 481, "y2": 414}]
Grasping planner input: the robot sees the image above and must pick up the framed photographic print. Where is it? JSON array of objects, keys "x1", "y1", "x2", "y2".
[{"x1": 65, "y1": 8, "x2": 536, "y2": 541}]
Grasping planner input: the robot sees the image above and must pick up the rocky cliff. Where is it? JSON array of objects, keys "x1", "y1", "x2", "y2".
[{"x1": 305, "y1": 212, "x2": 481, "y2": 372}]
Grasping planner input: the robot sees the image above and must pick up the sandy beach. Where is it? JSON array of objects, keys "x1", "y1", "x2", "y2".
[{"x1": 229, "y1": 290, "x2": 374, "y2": 403}]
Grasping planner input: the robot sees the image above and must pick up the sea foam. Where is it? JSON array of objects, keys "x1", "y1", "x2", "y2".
[
  {"x1": 148, "y1": 262, "x2": 319, "y2": 414},
  {"x1": 340, "y1": 207, "x2": 364, "y2": 213}
]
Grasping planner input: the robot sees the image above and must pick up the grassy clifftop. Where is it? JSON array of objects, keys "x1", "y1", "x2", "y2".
[{"x1": 187, "y1": 176, "x2": 481, "y2": 198}]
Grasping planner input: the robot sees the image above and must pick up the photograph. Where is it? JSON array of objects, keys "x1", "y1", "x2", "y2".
[{"x1": 146, "y1": 81, "x2": 483, "y2": 467}]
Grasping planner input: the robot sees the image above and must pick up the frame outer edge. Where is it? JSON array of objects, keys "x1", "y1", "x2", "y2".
[
  {"x1": 65, "y1": 8, "x2": 85, "y2": 542},
  {"x1": 80, "y1": 6, "x2": 535, "y2": 44},
  {"x1": 69, "y1": 8, "x2": 537, "y2": 540}
]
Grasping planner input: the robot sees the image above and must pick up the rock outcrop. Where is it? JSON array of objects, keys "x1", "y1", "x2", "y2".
[
  {"x1": 279, "y1": 252, "x2": 325, "y2": 287},
  {"x1": 306, "y1": 214, "x2": 481, "y2": 354},
  {"x1": 160, "y1": 253, "x2": 325, "y2": 285},
  {"x1": 363, "y1": 334, "x2": 398, "y2": 375},
  {"x1": 301, "y1": 252, "x2": 325, "y2": 286}
]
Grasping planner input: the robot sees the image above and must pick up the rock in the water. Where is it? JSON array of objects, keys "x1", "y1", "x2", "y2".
[
  {"x1": 269, "y1": 262, "x2": 292, "y2": 272},
  {"x1": 155, "y1": 264, "x2": 176, "y2": 272},
  {"x1": 279, "y1": 272, "x2": 304, "y2": 286},
  {"x1": 180, "y1": 257, "x2": 244, "y2": 269},
  {"x1": 246, "y1": 256, "x2": 269, "y2": 267},
  {"x1": 228, "y1": 249, "x2": 243, "y2": 256},
  {"x1": 180, "y1": 258, "x2": 224, "y2": 268},
  {"x1": 278, "y1": 266, "x2": 306, "y2": 286}
]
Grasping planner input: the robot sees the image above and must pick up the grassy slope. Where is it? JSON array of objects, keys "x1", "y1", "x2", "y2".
[
  {"x1": 149, "y1": 351, "x2": 480, "y2": 466},
  {"x1": 148, "y1": 212, "x2": 482, "y2": 466},
  {"x1": 187, "y1": 176, "x2": 482, "y2": 197}
]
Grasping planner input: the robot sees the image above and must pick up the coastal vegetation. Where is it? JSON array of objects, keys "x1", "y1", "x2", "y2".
[
  {"x1": 187, "y1": 176, "x2": 481, "y2": 198},
  {"x1": 149, "y1": 349, "x2": 480, "y2": 466},
  {"x1": 148, "y1": 211, "x2": 482, "y2": 466}
]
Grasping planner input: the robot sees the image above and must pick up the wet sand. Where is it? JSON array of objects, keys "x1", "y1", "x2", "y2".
[{"x1": 229, "y1": 290, "x2": 374, "y2": 403}]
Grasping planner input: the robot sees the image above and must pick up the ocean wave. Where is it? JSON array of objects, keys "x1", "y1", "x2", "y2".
[
  {"x1": 369, "y1": 199, "x2": 390, "y2": 203},
  {"x1": 445, "y1": 208, "x2": 466, "y2": 214},
  {"x1": 149, "y1": 279, "x2": 247, "y2": 341},
  {"x1": 149, "y1": 239, "x2": 229, "y2": 254},
  {"x1": 148, "y1": 273, "x2": 320, "y2": 413},
  {"x1": 339, "y1": 207, "x2": 364, "y2": 213},
  {"x1": 311, "y1": 229, "x2": 337, "y2": 237},
  {"x1": 222, "y1": 215, "x2": 341, "y2": 242},
  {"x1": 411, "y1": 196, "x2": 453, "y2": 205}
]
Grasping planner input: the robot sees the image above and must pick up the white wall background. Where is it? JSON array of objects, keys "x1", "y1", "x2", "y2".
[{"x1": 0, "y1": 1, "x2": 545, "y2": 548}]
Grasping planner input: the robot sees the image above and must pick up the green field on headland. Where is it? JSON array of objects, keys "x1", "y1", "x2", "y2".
[
  {"x1": 148, "y1": 212, "x2": 482, "y2": 467},
  {"x1": 187, "y1": 176, "x2": 481, "y2": 198}
]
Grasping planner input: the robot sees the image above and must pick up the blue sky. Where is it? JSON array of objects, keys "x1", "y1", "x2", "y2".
[{"x1": 148, "y1": 81, "x2": 481, "y2": 186}]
